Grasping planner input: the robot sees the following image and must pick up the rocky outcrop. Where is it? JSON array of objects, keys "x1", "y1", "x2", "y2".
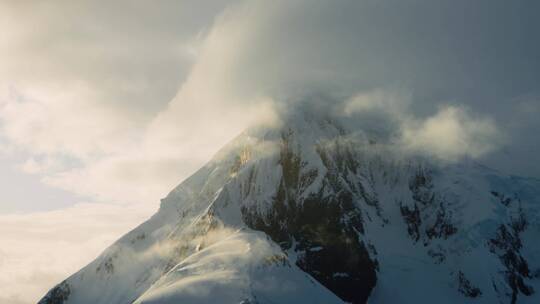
[
  {"x1": 489, "y1": 200, "x2": 534, "y2": 304},
  {"x1": 242, "y1": 132, "x2": 377, "y2": 304},
  {"x1": 38, "y1": 281, "x2": 71, "y2": 304},
  {"x1": 458, "y1": 271, "x2": 482, "y2": 298}
]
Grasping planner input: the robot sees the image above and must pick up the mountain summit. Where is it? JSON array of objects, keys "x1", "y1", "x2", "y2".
[{"x1": 40, "y1": 110, "x2": 540, "y2": 304}]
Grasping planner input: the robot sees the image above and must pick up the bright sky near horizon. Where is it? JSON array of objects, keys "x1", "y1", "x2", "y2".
[{"x1": 1, "y1": 1, "x2": 540, "y2": 303}]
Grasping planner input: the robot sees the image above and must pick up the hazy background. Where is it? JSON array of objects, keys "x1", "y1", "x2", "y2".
[{"x1": 1, "y1": 1, "x2": 539, "y2": 303}]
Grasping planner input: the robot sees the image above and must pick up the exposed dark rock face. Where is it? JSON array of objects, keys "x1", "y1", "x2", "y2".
[
  {"x1": 409, "y1": 168, "x2": 436, "y2": 206},
  {"x1": 242, "y1": 132, "x2": 378, "y2": 304},
  {"x1": 427, "y1": 246, "x2": 446, "y2": 264},
  {"x1": 402, "y1": 167, "x2": 457, "y2": 246},
  {"x1": 400, "y1": 202, "x2": 421, "y2": 242},
  {"x1": 425, "y1": 202, "x2": 458, "y2": 240},
  {"x1": 489, "y1": 195, "x2": 534, "y2": 304},
  {"x1": 458, "y1": 271, "x2": 482, "y2": 298},
  {"x1": 243, "y1": 189, "x2": 378, "y2": 304},
  {"x1": 38, "y1": 281, "x2": 71, "y2": 304}
]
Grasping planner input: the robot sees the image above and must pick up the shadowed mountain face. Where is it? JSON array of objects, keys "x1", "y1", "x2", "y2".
[{"x1": 40, "y1": 110, "x2": 540, "y2": 304}]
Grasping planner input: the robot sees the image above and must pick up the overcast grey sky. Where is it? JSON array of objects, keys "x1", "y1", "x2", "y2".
[{"x1": 1, "y1": 1, "x2": 539, "y2": 303}]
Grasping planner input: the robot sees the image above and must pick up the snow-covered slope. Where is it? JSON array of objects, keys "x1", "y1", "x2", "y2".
[
  {"x1": 133, "y1": 230, "x2": 342, "y2": 304},
  {"x1": 40, "y1": 110, "x2": 540, "y2": 304}
]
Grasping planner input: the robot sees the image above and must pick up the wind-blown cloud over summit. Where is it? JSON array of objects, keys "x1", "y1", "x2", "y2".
[{"x1": 1, "y1": 0, "x2": 539, "y2": 206}]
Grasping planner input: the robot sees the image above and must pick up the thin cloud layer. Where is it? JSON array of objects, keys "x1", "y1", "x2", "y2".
[{"x1": 0, "y1": 203, "x2": 153, "y2": 304}]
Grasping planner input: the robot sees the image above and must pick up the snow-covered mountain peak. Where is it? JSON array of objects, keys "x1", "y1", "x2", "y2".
[{"x1": 40, "y1": 112, "x2": 540, "y2": 304}]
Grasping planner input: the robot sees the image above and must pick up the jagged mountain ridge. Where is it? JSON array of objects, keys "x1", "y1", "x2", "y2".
[{"x1": 40, "y1": 110, "x2": 540, "y2": 304}]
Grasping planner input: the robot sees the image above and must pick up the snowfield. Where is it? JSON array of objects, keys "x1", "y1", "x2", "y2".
[{"x1": 134, "y1": 230, "x2": 342, "y2": 304}]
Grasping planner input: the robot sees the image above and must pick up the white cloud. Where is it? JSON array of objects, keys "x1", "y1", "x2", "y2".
[
  {"x1": 342, "y1": 90, "x2": 502, "y2": 161},
  {"x1": 0, "y1": 0, "x2": 513, "y2": 208},
  {"x1": 0, "y1": 0, "x2": 239, "y2": 205},
  {"x1": 1, "y1": 1, "x2": 287, "y2": 205},
  {"x1": 0, "y1": 85, "x2": 141, "y2": 158},
  {"x1": 1, "y1": 0, "x2": 539, "y2": 194},
  {"x1": 0, "y1": 202, "x2": 154, "y2": 304},
  {"x1": 401, "y1": 106, "x2": 501, "y2": 161}
]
